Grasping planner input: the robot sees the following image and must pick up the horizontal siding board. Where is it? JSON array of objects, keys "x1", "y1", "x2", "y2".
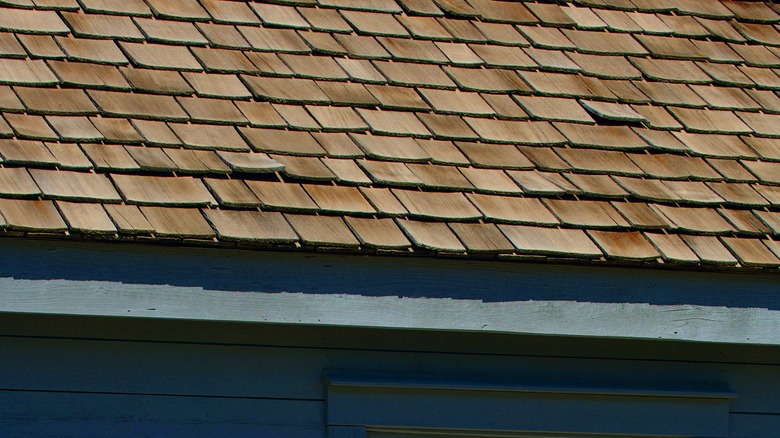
[
  {"x1": 731, "y1": 413, "x2": 780, "y2": 438},
  {"x1": 0, "y1": 390, "x2": 324, "y2": 438},
  {"x1": 1, "y1": 336, "x2": 780, "y2": 414},
  {"x1": 0, "y1": 336, "x2": 325, "y2": 400},
  {"x1": 4, "y1": 312, "x2": 780, "y2": 365}
]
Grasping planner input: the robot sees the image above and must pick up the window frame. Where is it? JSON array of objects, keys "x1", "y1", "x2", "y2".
[{"x1": 324, "y1": 371, "x2": 734, "y2": 438}]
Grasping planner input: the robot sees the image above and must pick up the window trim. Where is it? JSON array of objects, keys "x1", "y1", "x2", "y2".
[{"x1": 325, "y1": 371, "x2": 734, "y2": 438}]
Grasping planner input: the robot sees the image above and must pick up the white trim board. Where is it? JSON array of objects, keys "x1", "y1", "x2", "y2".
[
  {"x1": 0, "y1": 239, "x2": 779, "y2": 346},
  {"x1": 1, "y1": 276, "x2": 779, "y2": 345}
]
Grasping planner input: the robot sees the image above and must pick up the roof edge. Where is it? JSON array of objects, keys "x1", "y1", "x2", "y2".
[{"x1": 1, "y1": 239, "x2": 779, "y2": 347}]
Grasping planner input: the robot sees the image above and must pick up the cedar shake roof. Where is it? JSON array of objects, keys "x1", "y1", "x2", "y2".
[{"x1": 0, "y1": 0, "x2": 780, "y2": 270}]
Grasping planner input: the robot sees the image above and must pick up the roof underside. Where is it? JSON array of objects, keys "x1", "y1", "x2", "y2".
[{"x1": 0, "y1": 0, "x2": 779, "y2": 271}]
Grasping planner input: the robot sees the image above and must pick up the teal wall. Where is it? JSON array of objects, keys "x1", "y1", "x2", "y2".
[{"x1": 1, "y1": 321, "x2": 779, "y2": 437}]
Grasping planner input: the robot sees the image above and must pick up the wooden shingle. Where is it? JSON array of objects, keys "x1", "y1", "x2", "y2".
[
  {"x1": 0, "y1": 139, "x2": 58, "y2": 166},
  {"x1": 304, "y1": 185, "x2": 375, "y2": 215},
  {"x1": 498, "y1": 225, "x2": 603, "y2": 258},
  {"x1": 0, "y1": 167, "x2": 40, "y2": 197},
  {"x1": 57, "y1": 201, "x2": 117, "y2": 234},
  {"x1": 103, "y1": 204, "x2": 154, "y2": 234},
  {"x1": 285, "y1": 214, "x2": 360, "y2": 248},
  {"x1": 0, "y1": 9, "x2": 70, "y2": 34},
  {"x1": 544, "y1": 199, "x2": 630, "y2": 229},
  {"x1": 30, "y1": 169, "x2": 121, "y2": 202},
  {"x1": 89, "y1": 91, "x2": 189, "y2": 121},
  {"x1": 0, "y1": 199, "x2": 67, "y2": 231},
  {"x1": 246, "y1": 181, "x2": 318, "y2": 212},
  {"x1": 588, "y1": 230, "x2": 660, "y2": 260},
  {"x1": 393, "y1": 189, "x2": 481, "y2": 220},
  {"x1": 721, "y1": 237, "x2": 780, "y2": 267},
  {"x1": 140, "y1": 206, "x2": 215, "y2": 238},
  {"x1": 359, "y1": 160, "x2": 423, "y2": 187},
  {"x1": 112, "y1": 174, "x2": 214, "y2": 206},
  {"x1": 353, "y1": 135, "x2": 430, "y2": 162},
  {"x1": 645, "y1": 233, "x2": 700, "y2": 264},
  {"x1": 468, "y1": 194, "x2": 559, "y2": 225},
  {"x1": 344, "y1": 217, "x2": 411, "y2": 250},
  {"x1": 396, "y1": 219, "x2": 465, "y2": 252},
  {"x1": 204, "y1": 209, "x2": 298, "y2": 243}
]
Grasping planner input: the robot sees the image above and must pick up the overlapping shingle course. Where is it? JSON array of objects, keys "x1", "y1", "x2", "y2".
[{"x1": 0, "y1": 0, "x2": 779, "y2": 270}]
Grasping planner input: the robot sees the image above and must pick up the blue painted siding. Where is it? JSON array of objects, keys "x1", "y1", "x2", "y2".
[{"x1": 1, "y1": 334, "x2": 779, "y2": 437}]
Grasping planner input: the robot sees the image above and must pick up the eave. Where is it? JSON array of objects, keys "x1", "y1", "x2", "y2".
[{"x1": 1, "y1": 238, "x2": 778, "y2": 348}]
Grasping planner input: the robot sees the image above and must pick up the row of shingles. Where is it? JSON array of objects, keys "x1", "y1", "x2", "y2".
[
  {"x1": 0, "y1": 3, "x2": 764, "y2": 243},
  {"x1": 0, "y1": 5, "x2": 144, "y2": 236},
  {"x1": 122, "y1": 0, "x2": 772, "y2": 266},
  {"x1": 0, "y1": 3, "x2": 256, "y2": 166},
  {"x1": 0, "y1": 2, "x2": 772, "y2": 264},
  {"x1": 502, "y1": 2, "x2": 780, "y2": 214},
  {"x1": 0, "y1": 1, "x2": 458, "y2": 252},
  {"x1": 380, "y1": 0, "x2": 780, "y2": 264},
  {"x1": 0, "y1": 171, "x2": 217, "y2": 242},
  {"x1": 270, "y1": 0, "x2": 780, "y2": 197},
  {"x1": 105, "y1": 0, "x2": 780, "y2": 266},
  {"x1": 326, "y1": 72, "x2": 780, "y2": 212},
  {"x1": 215, "y1": 0, "x2": 708, "y2": 217},
  {"x1": 96, "y1": 170, "x2": 775, "y2": 267},
  {"x1": 65, "y1": 0, "x2": 772, "y2": 260},
  {"x1": 1, "y1": 187, "x2": 778, "y2": 267},
  {"x1": 0, "y1": 1, "x2": 584, "y2": 193},
  {"x1": 196, "y1": 201, "x2": 780, "y2": 267},
  {"x1": 347, "y1": 133, "x2": 780, "y2": 215},
  {"x1": 199, "y1": 162, "x2": 780, "y2": 267},
  {"x1": 525, "y1": 0, "x2": 780, "y2": 266},
  {"x1": 561, "y1": 5, "x2": 780, "y2": 216},
  {"x1": 1, "y1": 132, "x2": 776, "y2": 266},
  {"x1": 109, "y1": 0, "x2": 780, "y2": 264},
  {"x1": 10, "y1": 82, "x2": 772, "y2": 219},
  {"x1": 0, "y1": 3, "x2": 285, "y2": 241},
  {"x1": 0, "y1": 0, "x2": 360, "y2": 197},
  {"x1": 35, "y1": 0, "x2": 772, "y2": 204},
  {"x1": 202, "y1": 203, "x2": 780, "y2": 269},
  {"x1": 0, "y1": 0, "x2": 772, "y2": 154}
]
